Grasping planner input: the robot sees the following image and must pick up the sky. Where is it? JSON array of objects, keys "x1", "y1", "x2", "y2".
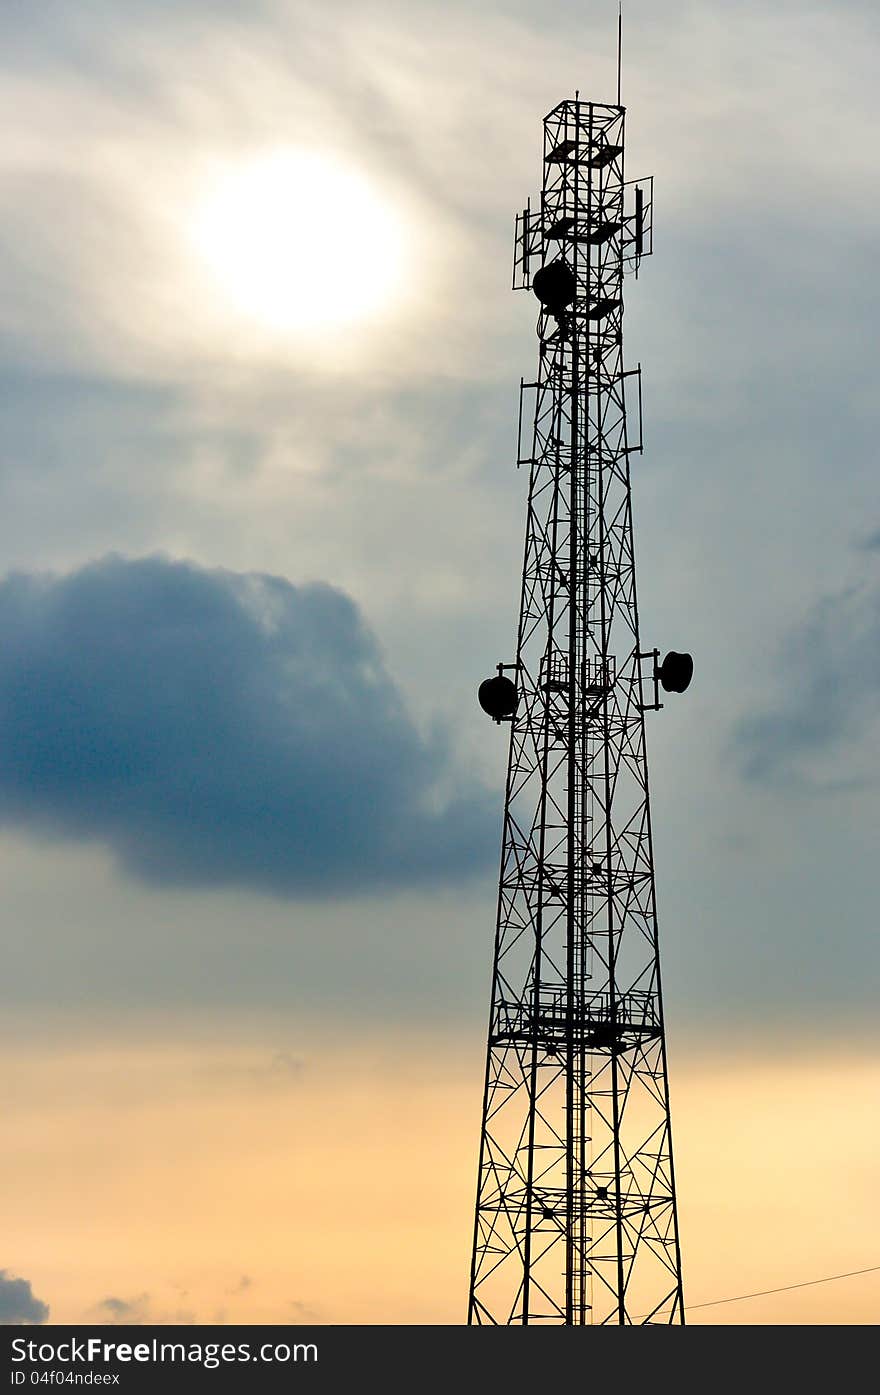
[{"x1": 0, "y1": 0, "x2": 878, "y2": 1326}]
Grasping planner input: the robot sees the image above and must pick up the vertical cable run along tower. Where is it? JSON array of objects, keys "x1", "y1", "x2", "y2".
[{"x1": 469, "y1": 95, "x2": 692, "y2": 1326}]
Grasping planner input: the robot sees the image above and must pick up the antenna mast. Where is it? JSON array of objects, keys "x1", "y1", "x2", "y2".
[{"x1": 469, "y1": 86, "x2": 689, "y2": 1325}]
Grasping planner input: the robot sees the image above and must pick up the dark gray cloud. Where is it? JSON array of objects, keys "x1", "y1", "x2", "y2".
[
  {"x1": 0, "y1": 556, "x2": 495, "y2": 894},
  {"x1": 0, "y1": 1271, "x2": 49, "y2": 1325},
  {"x1": 732, "y1": 573, "x2": 880, "y2": 787}
]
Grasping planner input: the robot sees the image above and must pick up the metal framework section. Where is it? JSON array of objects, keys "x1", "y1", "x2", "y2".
[{"x1": 468, "y1": 99, "x2": 684, "y2": 1326}]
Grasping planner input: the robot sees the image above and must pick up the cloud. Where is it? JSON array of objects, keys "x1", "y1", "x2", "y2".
[
  {"x1": 205, "y1": 1052, "x2": 305, "y2": 1087},
  {"x1": 0, "y1": 1271, "x2": 49, "y2": 1325},
  {"x1": 96, "y1": 1294, "x2": 148, "y2": 1321},
  {"x1": 732, "y1": 572, "x2": 880, "y2": 787},
  {"x1": 95, "y1": 1293, "x2": 197, "y2": 1324},
  {"x1": 288, "y1": 1299, "x2": 320, "y2": 1320},
  {"x1": 0, "y1": 555, "x2": 495, "y2": 894}
]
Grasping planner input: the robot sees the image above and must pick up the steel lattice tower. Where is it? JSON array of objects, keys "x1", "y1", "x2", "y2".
[{"x1": 469, "y1": 94, "x2": 691, "y2": 1326}]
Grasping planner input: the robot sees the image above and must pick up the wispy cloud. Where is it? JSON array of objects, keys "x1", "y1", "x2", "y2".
[
  {"x1": 94, "y1": 1292, "x2": 196, "y2": 1324},
  {"x1": 731, "y1": 570, "x2": 880, "y2": 788},
  {"x1": 95, "y1": 1293, "x2": 151, "y2": 1322}
]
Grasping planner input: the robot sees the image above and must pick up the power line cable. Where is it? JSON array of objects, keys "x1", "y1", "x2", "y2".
[{"x1": 644, "y1": 1263, "x2": 880, "y2": 1320}]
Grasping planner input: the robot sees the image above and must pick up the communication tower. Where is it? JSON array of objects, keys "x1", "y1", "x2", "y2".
[{"x1": 469, "y1": 90, "x2": 691, "y2": 1326}]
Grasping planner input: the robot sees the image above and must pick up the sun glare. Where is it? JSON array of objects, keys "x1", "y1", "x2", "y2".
[{"x1": 191, "y1": 150, "x2": 406, "y2": 336}]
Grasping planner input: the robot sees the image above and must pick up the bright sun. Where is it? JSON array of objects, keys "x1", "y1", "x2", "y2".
[{"x1": 191, "y1": 150, "x2": 406, "y2": 335}]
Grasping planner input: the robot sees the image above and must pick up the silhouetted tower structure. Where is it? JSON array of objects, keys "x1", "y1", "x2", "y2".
[{"x1": 470, "y1": 94, "x2": 691, "y2": 1326}]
